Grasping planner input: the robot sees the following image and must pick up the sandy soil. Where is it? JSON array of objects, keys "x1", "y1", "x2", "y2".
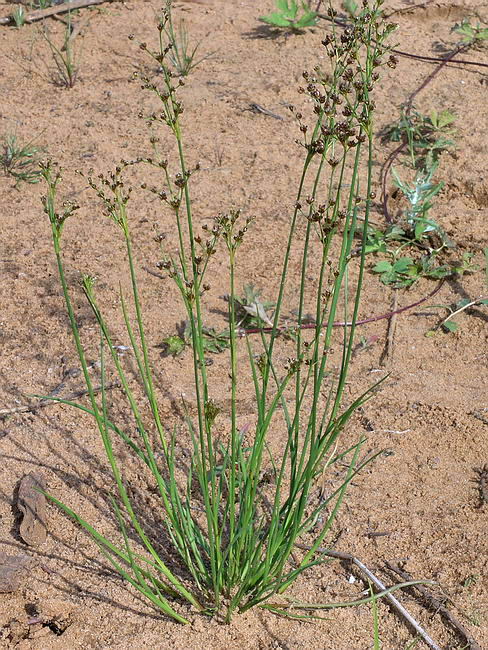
[{"x1": 0, "y1": 0, "x2": 487, "y2": 648}]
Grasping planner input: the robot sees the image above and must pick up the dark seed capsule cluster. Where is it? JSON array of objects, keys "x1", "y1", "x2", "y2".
[{"x1": 291, "y1": 1, "x2": 397, "y2": 157}]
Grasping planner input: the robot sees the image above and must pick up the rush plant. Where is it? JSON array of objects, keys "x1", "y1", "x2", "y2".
[
  {"x1": 42, "y1": 0, "x2": 396, "y2": 624},
  {"x1": 41, "y1": 14, "x2": 81, "y2": 88}
]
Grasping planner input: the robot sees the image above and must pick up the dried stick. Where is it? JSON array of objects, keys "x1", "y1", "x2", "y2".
[
  {"x1": 472, "y1": 411, "x2": 488, "y2": 426},
  {"x1": 63, "y1": 17, "x2": 90, "y2": 51},
  {"x1": 476, "y1": 464, "x2": 488, "y2": 506},
  {"x1": 0, "y1": 0, "x2": 112, "y2": 26},
  {"x1": 385, "y1": 561, "x2": 482, "y2": 650},
  {"x1": 384, "y1": 2, "x2": 432, "y2": 18},
  {"x1": 381, "y1": 289, "x2": 398, "y2": 366},
  {"x1": 0, "y1": 383, "x2": 120, "y2": 418},
  {"x1": 439, "y1": 296, "x2": 488, "y2": 330},
  {"x1": 295, "y1": 543, "x2": 441, "y2": 650}
]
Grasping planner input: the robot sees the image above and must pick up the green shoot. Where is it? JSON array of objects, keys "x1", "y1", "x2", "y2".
[
  {"x1": 371, "y1": 581, "x2": 381, "y2": 650},
  {"x1": 11, "y1": 5, "x2": 26, "y2": 28}
]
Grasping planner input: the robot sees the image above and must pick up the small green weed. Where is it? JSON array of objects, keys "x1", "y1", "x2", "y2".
[
  {"x1": 9, "y1": 0, "x2": 57, "y2": 25},
  {"x1": 391, "y1": 160, "x2": 449, "y2": 243},
  {"x1": 232, "y1": 283, "x2": 275, "y2": 328},
  {"x1": 371, "y1": 247, "x2": 476, "y2": 289},
  {"x1": 33, "y1": 0, "x2": 56, "y2": 8},
  {"x1": 462, "y1": 574, "x2": 479, "y2": 589},
  {"x1": 1, "y1": 133, "x2": 45, "y2": 185},
  {"x1": 404, "y1": 639, "x2": 421, "y2": 650},
  {"x1": 372, "y1": 256, "x2": 415, "y2": 287},
  {"x1": 259, "y1": 0, "x2": 317, "y2": 32},
  {"x1": 452, "y1": 18, "x2": 488, "y2": 47},
  {"x1": 363, "y1": 224, "x2": 404, "y2": 255},
  {"x1": 370, "y1": 581, "x2": 381, "y2": 649},
  {"x1": 459, "y1": 569, "x2": 485, "y2": 630},
  {"x1": 367, "y1": 108, "x2": 459, "y2": 287},
  {"x1": 161, "y1": 284, "x2": 275, "y2": 356},
  {"x1": 161, "y1": 332, "x2": 186, "y2": 357},
  {"x1": 466, "y1": 608, "x2": 483, "y2": 627},
  {"x1": 363, "y1": 158, "x2": 456, "y2": 287},
  {"x1": 371, "y1": 254, "x2": 455, "y2": 288},
  {"x1": 382, "y1": 106, "x2": 456, "y2": 168},
  {"x1": 162, "y1": 321, "x2": 230, "y2": 357}
]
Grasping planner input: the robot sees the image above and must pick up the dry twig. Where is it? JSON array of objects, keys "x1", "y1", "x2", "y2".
[
  {"x1": 385, "y1": 561, "x2": 482, "y2": 650},
  {"x1": 0, "y1": 0, "x2": 112, "y2": 26},
  {"x1": 384, "y1": 2, "x2": 433, "y2": 18},
  {"x1": 295, "y1": 543, "x2": 441, "y2": 650},
  {"x1": 475, "y1": 464, "x2": 488, "y2": 506},
  {"x1": 0, "y1": 382, "x2": 120, "y2": 418},
  {"x1": 381, "y1": 289, "x2": 398, "y2": 366}
]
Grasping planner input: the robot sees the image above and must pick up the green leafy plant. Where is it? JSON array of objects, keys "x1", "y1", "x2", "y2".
[
  {"x1": 259, "y1": 0, "x2": 318, "y2": 32},
  {"x1": 372, "y1": 256, "x2": 415, "y2": 287},
  {"x1": 374, "y1": 100, "x2": 459, "y2": 288},
  {"x1": 438, "y1": 297, "x2": 488, "y2": 333},
  {"x1": 391, "y1": 160, "x2": 448, "y2": 242},
  {"x1": 162, "y1": 321, "x2": 231, "y2": 356},
  {"x1": 363, "y1": 224, "x2": 405, "y2": 254},
  {"x1": 452, "y1": 18, "x2": 488, "y2": 46},
  {"x1": 160, "y1": 9, "x2": 213, "y2": 76},
  {"x1": 372, "y1": 254, "x2": 460, "y2": 288},
  {"x1": 41, "y1": 0, "x2": 397, "y2": 625},
  {"x1": 161, "y1": 332, "x2": 187, "y2": 356},
  {"x1": 363, "y1": 150, "x2": 460, "y2": 287},
  {"x1": 426, "y1": 290, "x2": 488, "y2": 336},
  {"x1": 1, "y1": 133, "x2": 45, "y2": 185},
  {"x1": 404, "y1": 639, "x2": 422, "y2": 650}
]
